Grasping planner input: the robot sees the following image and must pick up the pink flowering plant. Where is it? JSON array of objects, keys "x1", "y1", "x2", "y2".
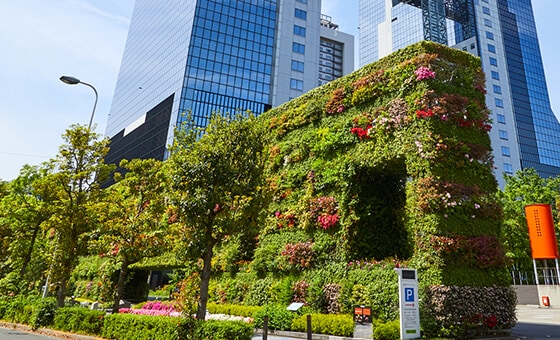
[
  {"x1": 308, "y1": 196, "x2": 339, "y2": 229},
  {"x1": 120, "y1": 301, "x2": 181, "y2": 317},
  {"x1": 415, "y1": 66, "x2": 436, "y2": 80}
]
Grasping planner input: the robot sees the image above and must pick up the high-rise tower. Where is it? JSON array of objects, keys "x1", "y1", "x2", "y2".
[
  {"x1": 105, "y1": 0, "x2": 353, "y2": 166},
  {"x1": 360, "y1": 0, "x2": 560, "y2": 187}
]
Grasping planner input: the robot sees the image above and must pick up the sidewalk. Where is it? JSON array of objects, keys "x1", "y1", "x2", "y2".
[{"x1": 510, "y1": 304, "x2": 560, "y2": 339}]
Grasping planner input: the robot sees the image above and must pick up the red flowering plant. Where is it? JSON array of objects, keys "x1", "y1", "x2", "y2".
[
  {"x1": 292, "y1": 280, "x2": 310, "y2": 304},
  {"x1": 463, "y1": 313, "x2": 500, "y2": 336},
  {"x1": 431, "y1": 234, "x2": 508, "y2": 269},
  {"x1": 309, "y1": 196, "x2": 339, "y2": 229},
  {"x1": 281, "y1": 241, "x2": 314, "y2": 269},
  {"x1": 273, "y1": 210, "x2": 297, "y2": 229},
  {"x1": 325, "y1": 87, "x2": 349, "y2": 114},
  {"x1": 350, "y1": 69, "x2": 387, "y2": 107},
  {"x1": 415, "y1": 91, "x2": 492, "y2": 132}
]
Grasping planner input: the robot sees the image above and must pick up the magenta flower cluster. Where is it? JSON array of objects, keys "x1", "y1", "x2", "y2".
[
  {"x1": 317, "y1": 214, "x2": 339, "y2": 229},
  {"x1": 415, "y1": 66, "x2": 436, "y2": 81},
  {"x1": 119, "y1": 301, "x2": 180, "y2": 317}
]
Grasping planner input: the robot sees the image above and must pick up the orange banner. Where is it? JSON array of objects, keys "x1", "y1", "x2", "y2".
[{"x1": 524, "y1": 204, "x2": 559, "y2": 259}]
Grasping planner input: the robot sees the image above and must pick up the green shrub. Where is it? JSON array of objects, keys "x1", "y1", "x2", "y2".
[
  {"x1": 194, "y1": 320, "x2": 253, "y2": 340},
  {"x1": 207, "y1": 302, "x2": 261, "y2": 317},
  {"x1": 102, "y1": 313, "x2": 181, "y2": 340},
  {"x1": 291, "y1": 313, "x2": 354, "y2": 337},
  {"x1": 52, "y1": 307, "x2": 105, "y2": 335},
  {"x1": 0, "y1": 295, "x2": 55, "y2": 328},
  {"x1": 2, "y1": 295, "x2": 33, "y2": 324},
  {"x1": 245, "y1": 277, "x2": 274, "y2": 306},
  {"x1": 30, "y1": 297, "x2": 57, "y2": 329},
  {"x1": 253, "y1": 304, "x2": 296, "y2": 331},
  {"x1": 373, "y1": 319, "x2": 400, "y2": 340}
]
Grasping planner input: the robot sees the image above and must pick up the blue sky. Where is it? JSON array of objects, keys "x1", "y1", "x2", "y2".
[{"x1": 0, "y1": 0, "x2": 558, "y2": 181}]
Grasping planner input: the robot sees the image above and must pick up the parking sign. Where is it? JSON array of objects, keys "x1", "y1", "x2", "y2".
[{"x1": 405, "y1": 287, "x2": 414, "y2": 302}]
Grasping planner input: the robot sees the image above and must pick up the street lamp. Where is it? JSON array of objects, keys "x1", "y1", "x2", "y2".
[{"x1": 59, "y1": 75, "x2": 98, "y2": 129}]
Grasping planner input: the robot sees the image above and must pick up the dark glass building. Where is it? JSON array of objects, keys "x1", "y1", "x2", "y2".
[
  {"x1": 105, "y1": 0, "x2": 354, "y2": 165},
  {"x1": 360, "y1": 0, "x2": 560, "y2": 187}
]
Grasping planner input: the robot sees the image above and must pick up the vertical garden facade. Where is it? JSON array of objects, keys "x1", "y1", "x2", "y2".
[{"x1": 251, "y1": 41, "x2": 515, "y2": 335}]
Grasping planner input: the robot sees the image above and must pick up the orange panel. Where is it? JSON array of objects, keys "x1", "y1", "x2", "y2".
[{"x1": 524, "y1": 204, "x2": 559, "y2": 259}]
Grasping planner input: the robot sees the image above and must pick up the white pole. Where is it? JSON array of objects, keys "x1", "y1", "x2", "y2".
[{"x1": 533, "y1": 259, "x2": 540, "y2": 285}]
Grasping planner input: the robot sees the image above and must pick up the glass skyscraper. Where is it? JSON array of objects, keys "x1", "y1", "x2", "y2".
[
  {"x1": 105, "y1": 0, "x2": 353, "y2": 166},
  {"x1": 360, "y1": 0, "x2": 560, "y2": 187}
]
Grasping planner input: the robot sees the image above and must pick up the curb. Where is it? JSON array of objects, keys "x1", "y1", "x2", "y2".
[
  {"x1": 255, "y1": 329, "x2": 371, "y2": 340},
  {"x1": 0, "y1": 322, "x2": 102, "y2": 340}
]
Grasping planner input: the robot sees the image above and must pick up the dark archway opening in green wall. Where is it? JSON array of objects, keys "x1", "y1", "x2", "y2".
[{"x1": 346, "y1": 162, "x2": 411, "y2": 261}]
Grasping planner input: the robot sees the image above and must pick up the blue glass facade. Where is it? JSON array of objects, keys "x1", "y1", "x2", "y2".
[
  {"x1": 497, "y1": 0, "x2": 560, "y2": 177},
  {"x1": 178, "y1": 0, "x2": 277, "y2": 128},
  {"x1": 360, "y1": 0, "x2": 560, "y2": 185}
]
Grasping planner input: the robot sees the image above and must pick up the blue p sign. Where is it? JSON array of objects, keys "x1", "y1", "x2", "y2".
[{"x1": 405, "y1": 288, "x2": 414, "y2": 302}]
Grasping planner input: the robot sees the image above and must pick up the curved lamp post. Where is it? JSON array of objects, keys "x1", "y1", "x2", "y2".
[{"x1": 59, "y1": 75, "x2": 98, "y2": 129}]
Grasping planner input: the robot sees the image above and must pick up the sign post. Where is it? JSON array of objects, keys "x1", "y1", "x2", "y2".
[{"x1": 395, "y1": 268, "x2": 420, "y2": 339}]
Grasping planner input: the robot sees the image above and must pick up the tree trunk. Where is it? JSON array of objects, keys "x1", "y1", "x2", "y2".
[
  {"x1": 196, "y1": 242, "x2": 214, "y2": 321},
  {"x1": 20, "y1": 223, "x2": 41, "y2": 277},
  {"x1": 57, "y1": 276, "x2": 67, "y2": 307},
  {"x1": 113, "y1": 257, "x2": 129, "y2": 314}
]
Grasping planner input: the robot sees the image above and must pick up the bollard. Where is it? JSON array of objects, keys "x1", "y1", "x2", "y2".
[
  {"x1": 307, "y1": 314, "x2": 312, "y2": 340},
  {"x1": 263, "y1": 315, "x2": 268, "y2": 340}
]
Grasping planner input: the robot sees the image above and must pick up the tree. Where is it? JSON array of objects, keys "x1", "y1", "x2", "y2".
[
  {"x1": 167, "y1": 113, "x2": 267, "y2": 320},
  {"x1": 498, "y1": 168, "x2": 560, "y2": 272},
  {"x1": 36, "y1": 125, "x2": 113, "y2": 306},
  {"x1": 0, "y1": 165, "x2": 50, "y2": 293},
  {"x1": 91, "y1": 158, "x2": 169, "y2": 313}
]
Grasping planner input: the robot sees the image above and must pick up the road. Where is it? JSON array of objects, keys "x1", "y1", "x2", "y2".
[{"x1": 0, "y1": 327, "x2": 59, "y2": 339}]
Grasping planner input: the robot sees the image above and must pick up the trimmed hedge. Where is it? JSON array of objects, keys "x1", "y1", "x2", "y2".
[
  {"x1": 373, "y1": 319, "x2": 400, "y2": 340},
  {"x1": 291, "y1": 313, "x2": 354, "y2": 337},
  {"x1": 193, "y1": 320, "x2": 253, "y2": 340},
  {"x1": 102, "y1": 313, "x2": 252, "y2": 340},
  {"x1": 253, "y1": 304, "x2": 296, "y2": 331},
  {"x1": 52, "y1": 307, "x2": 105, "y2": 336},
  {"x1": 0, "y1": 296, "x2": 57, "y2": 330},
  {"x1": 102, "y1": 313, "x2": 181, "y2": 340}
]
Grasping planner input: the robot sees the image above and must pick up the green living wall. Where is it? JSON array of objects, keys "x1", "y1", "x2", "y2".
[{"x1": 245, "y1": 41, "x2": 515, "y2": 334}]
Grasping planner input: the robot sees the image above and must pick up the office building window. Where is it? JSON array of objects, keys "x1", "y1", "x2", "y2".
[
  {"x1": 295, "y1": 9, "x2": 307, "y2": 20},
  {"x1": 290, "y1": 78, "x2": 303, "y2": 90},
  {"x1": 294, "y1": 25, "x2": 306, "y2": 37},
  {"x1": 499, "y1": 130, "x2": 508, "y2": 140},
  {"x1": 497, "y1": 114, "x2": 506, "y2": 124},
  {"x1": 292, "y1": 42, "x2": 305, "y2": 54},
  {"x1": 503, "y1": 163, "x2": 513, "y2": 174},
  {"x1": 488, "y1": 44, "x2": 496, "y2": 53},
  {"x1": 495, "y1": 98, "x2": 504, "y2": 108},
  {"x1": 491, "y1": 71, "x2": 500, "y2": 80},
  {"x1": 483, "y1": 7, "x2": 491, "y2": 15},
  {"x1": 493, "y1": 84, "x2": 502, "y2": 94},
  {"x1": 484, "y1": 18, "x2": 492, "y2": 27},
  {"x1": 296, "y1": 0, "x2": 307, "y2": 3},
  {"x1": 291, "y1": 60, "x2": 304, "y2": 72},
  {"x1": 486, "y1": 31, "x2": 494, "y2": 40},
  {"x1": 501, "y1": 146, "x2": 511, "y2": 157},
  {"x1": 489, "y1": 57, "x2": 498, "y2": 66}
]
